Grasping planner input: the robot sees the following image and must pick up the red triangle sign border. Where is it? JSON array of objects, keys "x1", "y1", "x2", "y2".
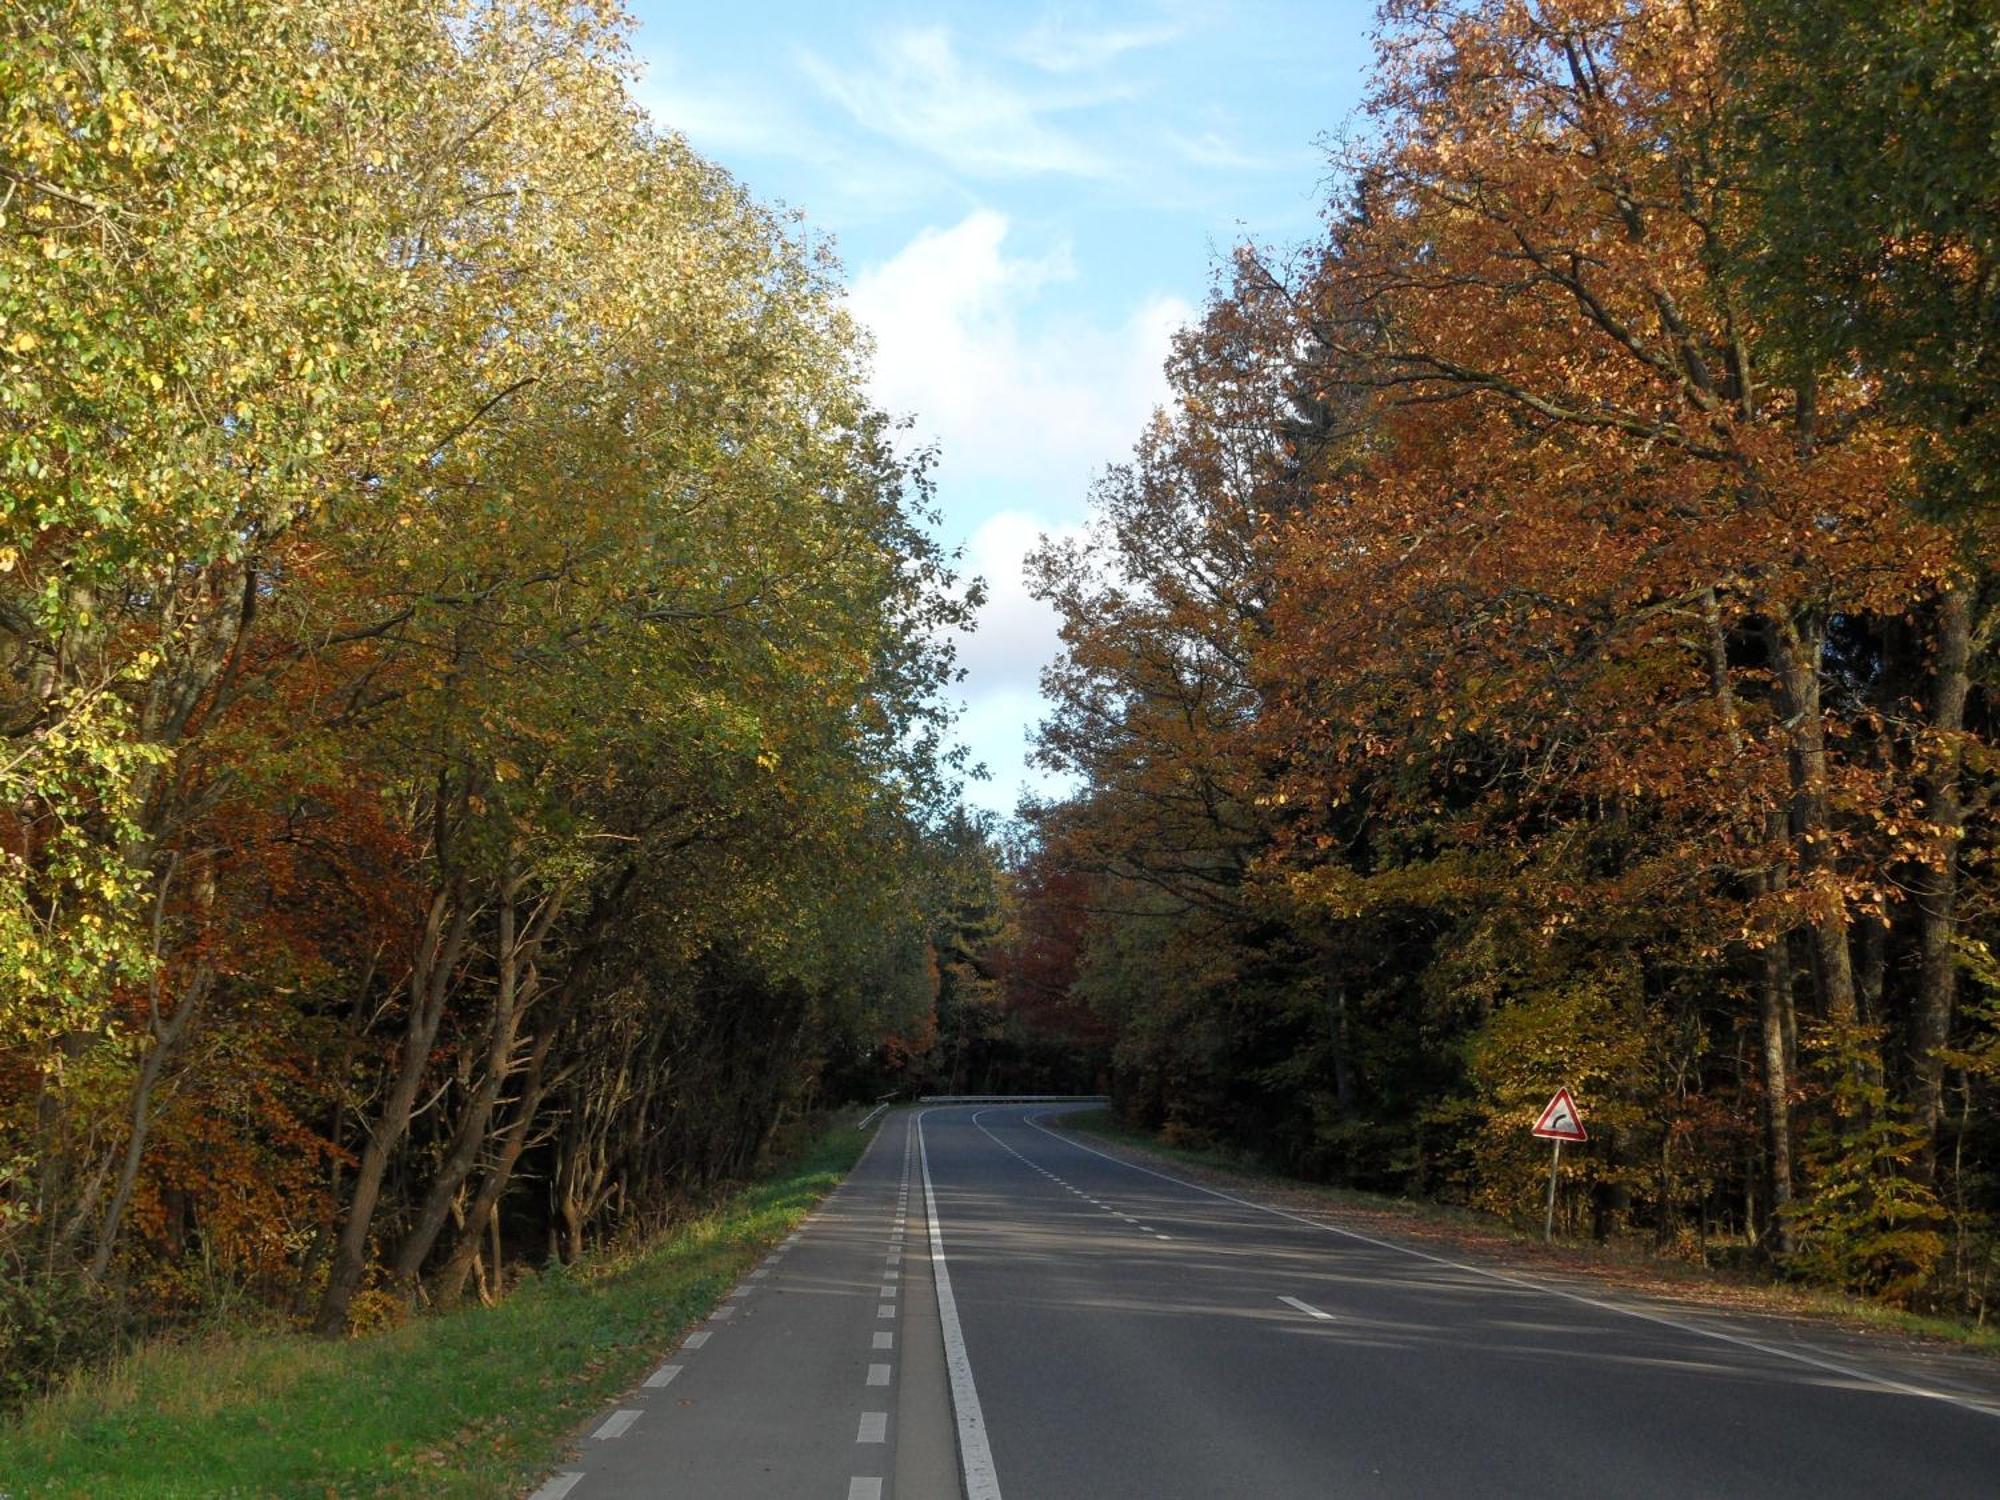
[{"x1": 1531, "y1": 1086, "x2": 1588, "y2": 1142}]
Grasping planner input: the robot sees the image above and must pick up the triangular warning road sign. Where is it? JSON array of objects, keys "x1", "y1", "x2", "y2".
[{"x1": 1531, "y1": 1087, "x2": 1588, "y2": 1142}]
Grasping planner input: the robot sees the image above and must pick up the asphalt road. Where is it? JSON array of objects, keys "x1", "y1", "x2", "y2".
[{"x1": 533, "y1": 1103, "x2": 2000, "y2": 1498}]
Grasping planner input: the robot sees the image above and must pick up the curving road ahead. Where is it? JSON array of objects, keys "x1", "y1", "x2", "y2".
[{"x1": 534, "y1": 1103, "x2": 2000, "y2": 1498}]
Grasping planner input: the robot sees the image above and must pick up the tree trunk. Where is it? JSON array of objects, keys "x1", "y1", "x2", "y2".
[
  {"x1": 1912, "y1": 585, "x2": 1971, "y2": 1157},
  {"x1": 388, "y1": 867, "x2": 559, "y2": 1294},
  {"x1": 314, "y1": 884, "x2": 471, "y2": 1336},
  {"x1": 1757, "y1": 910, "x2": 1796, "y2": 1257},
  {"x1": 1327, "y1": 983, "x2": 1357, "y2": 1120},
  {"x1": 86, "y1": 967, "x2": 213, "y2": 1282},
  {"x1": 431, "y1": 1025, "x2": 557, "y2": 1306},
  {"x1": 1767, "y1": 611, "x2": 1861, "y2": 1028}
]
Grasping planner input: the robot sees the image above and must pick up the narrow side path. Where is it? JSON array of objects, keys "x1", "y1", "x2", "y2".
[{"x1": 525, "y1": 1112, "x2": 953, "y2": 1499}]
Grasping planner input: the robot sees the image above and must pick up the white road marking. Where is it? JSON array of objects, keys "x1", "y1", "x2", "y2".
[
  {"x1": 1279, "y1": 1295, "x2": 1335, "y2": 1321},
  {"x1": 593, "y1": 1409, "x2": 643, "y2": 1440},
  {"x1": 682, "y1": 1331, "x2": 711, "y2": 1349},
  {"x1": 644, "y1": 1362, "x2": 683, "y2": 1387},
  {"x1": 710, "y1": 1304, "x2": 736, "y2": 1321},
  {"x1": 878, "y1": 1302, "x2": 897, "y2": 1318},
  {"x1": 881, "y1": 1284, "x2": 898, "y2": 1297},
  {"x1": 868, "y1": 1362, "x2": 892, "y2": 1386},
  {"x1": 920, "y1": 1110, "x2": 1004, "y2": 1500},
  {"x1": 1024, "y1": 1112, "x2": 2000, "y2": 1421},
  {"x1": 874, "y1": 1330, "x2": 894, "y2": 1349},
  {"x1": 849, "y1": 1479, "x2": 884, "y2": 1499},
  {"x1": 857, "y1": 1411, "x2": 888, "y2": 1443},
  {"x1": 750, "y1": 1268, "x2": 768, "y2": 1278},
  {"x1": 884, "y1": 1269, "x2": 900, "y2": 1279},
  {"x1": 527, "y1": 1474, "x2": 584, "y2": 1500}
]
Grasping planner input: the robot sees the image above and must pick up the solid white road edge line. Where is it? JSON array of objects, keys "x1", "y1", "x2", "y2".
[
  {"x1": 1023, "y1": 1111, "x2": 2000, "y2": 1420},
  {"x1": 1279, "y1": 1295, "x2": 1335, "y2": 1321},
  {"x1": 919, "y1": 1108, "x2": 1004, "y2": 1500}
]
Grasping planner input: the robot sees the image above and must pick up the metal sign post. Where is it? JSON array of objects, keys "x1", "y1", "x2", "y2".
[
  {"x1": 1530, "y1": 1087, "x2": 1588, "y2": 1244},
  {"x1": 1543, "y1": 1138, "x2": 1562, "y2": 1244}
]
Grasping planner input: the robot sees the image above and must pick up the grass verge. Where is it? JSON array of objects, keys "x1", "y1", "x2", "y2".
[
  {"x1": 1060, "y1": 1108, "x2": 2000, "y2": 1355},
  {"x1": 0, "y1": 1119, "x2": 870, "y2": 1499}
]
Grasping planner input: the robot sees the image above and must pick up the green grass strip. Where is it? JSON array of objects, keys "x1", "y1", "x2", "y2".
[{"x1": 0, "y1": 1121, "x2": 870, "y2": 1499}]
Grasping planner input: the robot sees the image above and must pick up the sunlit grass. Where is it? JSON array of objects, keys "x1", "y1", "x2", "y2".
[{"x1": 0, "y1": 1122, "x2": 869, "y2": 1499}]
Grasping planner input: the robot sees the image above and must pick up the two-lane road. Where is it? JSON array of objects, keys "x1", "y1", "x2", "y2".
[
  {"x1": 925, "y1": 1104, "x2": 2000, "y2": 1499},
  {"x1": 538, "y1": 1103, "x2": 2000, "y2": 1497}
]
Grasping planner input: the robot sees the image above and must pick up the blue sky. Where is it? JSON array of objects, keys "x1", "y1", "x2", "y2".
[{"x1": 628, "y1": 1, "x2": 1377, "y2": 813}]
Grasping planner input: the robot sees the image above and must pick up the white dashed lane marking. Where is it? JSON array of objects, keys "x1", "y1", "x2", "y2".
[
  {"x1": 974, "y1": 1112, "x2": 1177, "y2": 1241},
  {"x1": 1279, "y1": 1295, "x2": 1335, "y2": 1321},
  {"x1": 874, "y1": 1331, "x2": 894, "y2": 1349},
  {"x1": 681, "y1": 1330, "x2": 711, "y2": 1350},
  {"x1": 592, "y1": 1409, "x2": 642, "y2": 1440},
  {"x1": 857, "y1": 1411, "x2": 888, "y2": 1443},
  {"x1": 644, "y1": 1362, "x2": 683, "y2": 1388},
  {"x1": 867, "y1": 1362, "x2": 892, "y2": 1386},
  {"x1": 527, "y1": 1474, "x2": 583, "y2": 1500},
  {"x1": 849, "y1": 1479, "x2": 884, "y2": 1499}
]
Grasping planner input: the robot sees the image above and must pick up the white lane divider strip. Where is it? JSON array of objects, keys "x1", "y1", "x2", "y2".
[
  {"x1": 874, "y1": 1330, "x2": 894, "y2": 1349},
  {"x1": 644, "y1": 1362, "x2": 683, "y2": 1387},
  {"x1": 877, "y1": 1302, "x2": 896, "y2": 1318},
  {"x1": 867, "y1": 1362, "x2": 892, "y2": 1386},
  {"x1": 593, "y1": 1409, "x2": 642, "y2": 1440},
  {"x1": 1023, "y1": 1112, "x2": 2000, "y2": 1421},
  {"x1": 527, "y1": 1474, "x2": 584, "y2": 1500},
  {"x1": 682, "y1": 1330, "x2": 711, "y2": 1350},
  {"x1": 1279, "y1": 1295, "x2": 1335, "y2": 1321},
  {"x1": 849, "y1": 1479, "x2": 884, "y2": 1499},
  {"x1": 919, "y1": 1109, "x2": 1004, "y2": 1500},
  {"x1": 857, "y1": 1411, "x2": 888, "y2": 1443}
]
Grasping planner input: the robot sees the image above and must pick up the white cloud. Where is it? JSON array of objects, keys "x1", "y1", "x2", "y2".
[
  {"x1": 845, "y1": 211, "x2": 1191, "y2": 816},
  {"x1": 1011, "y1": 16, "x2": 1186, "y2": 74},
  {"x1": 950, "y1": 511, "x2": 1087, "y2": 811},
  {"x1": 958, "y1": 510, "x2": 1084, "y2": 698},
  {"x1": 848, "y1": 210, "x2": 1193, "y2": 498},
  {"x1": 636, "y1": 51, "x2": 810, "y2": 159},
  {"x1": 801, "y1": 28, "x2": 1121, "y2": 179}
]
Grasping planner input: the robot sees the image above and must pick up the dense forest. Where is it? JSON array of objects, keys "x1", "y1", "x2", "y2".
[
  {"x1": 1025, "y1": 0, "x2": 2000, "y2": 1314},
  {"x1": 0, "y1": 0, "x2": 1009, "y2": 1400},
  {"x1": 6, "y1": 0, "x2": 1999, "y2": 1416}
]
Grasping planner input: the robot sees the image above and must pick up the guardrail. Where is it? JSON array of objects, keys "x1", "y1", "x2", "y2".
[
  {"x1": 856, "y1": 1093, "x2": 1107, "y2": 1128},
  {"x1": 915, "y1": 1094, "x2": 1109, "y2": 1105}
]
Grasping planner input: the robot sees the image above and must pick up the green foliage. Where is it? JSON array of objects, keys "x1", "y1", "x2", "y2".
[
  {"x1": 1789, "y1": 1025, "x2": 1948, "y2": 1303},
  {"x1": 0, "y1": 1122, "x2": 866, "y2": 1495},
  {"x1": 1, "y1": 0, "x2": 973, "y2": 1390},
  {"x1": 1739, "y1": 0, "x2": 2000, "y2": 510}
]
